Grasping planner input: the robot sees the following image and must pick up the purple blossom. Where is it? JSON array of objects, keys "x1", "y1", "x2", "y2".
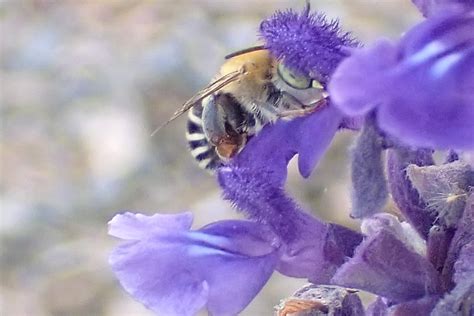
[
  {"x1": 108, "y1": 3, "x2": 474, "y2": 315},
  {"x1": 329, "y1": 11, "x2": 474, "y2": 150},
  {"x1": 108, "y1": 212, "x2": 280, "y2": 315},
  {"x1": 108, "y1": 9, "x2": 365, "y2": 315},
  {"x1": 332, "y1": 222, "x2": 441, "y2": 302},
  {"x1": 332, "y1": 163, "x2": 473, "y2": 315}
]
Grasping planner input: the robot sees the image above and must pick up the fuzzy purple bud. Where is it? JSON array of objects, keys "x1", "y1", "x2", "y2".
[
  {"x1": 259, "y1": 7, "x2": 359, "y2": 83},
  {"x1": 350, "y1": 114, "x2": 388, "y2": 218},
  {"x1": 332, "y1": 229, "x2": 441, "y2": 302}
]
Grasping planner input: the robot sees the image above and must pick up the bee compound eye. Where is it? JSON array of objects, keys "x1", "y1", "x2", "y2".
[{"x1": 277, "y1": 63, "x2": 311, "y2": 90}]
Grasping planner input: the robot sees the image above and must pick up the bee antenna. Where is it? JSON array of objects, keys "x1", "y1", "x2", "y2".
[
  {"x1": 150, "y1": 122, "x2": 167, "y2": 137},
  {"x1": 225, "y1": 45, "x2": 266, "y2": 60}
]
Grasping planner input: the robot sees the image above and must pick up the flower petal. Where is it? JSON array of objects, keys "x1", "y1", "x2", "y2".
[
  {"x1": 109, "y1": 213, "x2": 280, "y2": 316},
  {"x1": 329, "y1": 39, "x2": 398, "y2": 116},
  {"x1": 222, "y1": 105, "x2": 342, "y2": 182},
  {"x1": 218, "y1": 111, "x2": 362, "y2": 282},
  {"x1": 108, "y1": 211, "x2": 193, "y2": 240},
  {"x1": 199, "y1": 219, "x2": 280, "y2": 257},
  {"x1": 330, "y1": 12, "x2": 474, "y2": 150},
  {"x1": 331, "y1": 229, "x2": 441, "y2": 302},
  {"x1": 297, "y1": 105, "x2": 343, "y2": 178},
  {"x1": 373, "y1": 13, "x2": 474, "y2": 150}
]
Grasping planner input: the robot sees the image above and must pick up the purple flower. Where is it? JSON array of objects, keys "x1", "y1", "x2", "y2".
[
  {"x1": 329, "y1": 11, "x2": 474, "y2": 150},
  {"x1": 108, "y1": 8, "x2": 366, "y2": 315},
  {"x1": 108, "y1": 3, "x2": 474, "y2": 315},
  {"x1": 108, "y1": 212, "x2": 281, "y2": 315},
  {"x1": 332, "y1": 161, "x2": 473, "y2": 315},
  {"x1": 333, "y1": 217, "x2": 441, "y2": 302}
]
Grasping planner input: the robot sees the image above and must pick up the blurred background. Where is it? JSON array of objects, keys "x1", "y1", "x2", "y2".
[{"x1": 1, "y1": 1, "x2": 421, "y2": 315}]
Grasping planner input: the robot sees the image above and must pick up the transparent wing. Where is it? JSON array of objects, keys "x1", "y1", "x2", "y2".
[{"x1": 150, "y1": 68, "x2": 246, "y2": 136}]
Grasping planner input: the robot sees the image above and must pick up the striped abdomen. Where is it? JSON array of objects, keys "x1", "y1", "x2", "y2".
[
  {"x1": 186, "y1": 93, "x2": 270, "y2": 172},
  {"x1": 186, "y1": 102, "x2": 223, "y2": 171}
]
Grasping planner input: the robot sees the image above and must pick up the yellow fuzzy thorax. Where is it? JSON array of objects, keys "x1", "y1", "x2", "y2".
[{"x1": 218, "y1": 50, "x2": 275, "y2": 99}]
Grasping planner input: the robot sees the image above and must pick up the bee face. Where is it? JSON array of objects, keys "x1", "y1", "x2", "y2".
[{"x1": 183, "y1": 46, "x2": 328, "y2": 172}]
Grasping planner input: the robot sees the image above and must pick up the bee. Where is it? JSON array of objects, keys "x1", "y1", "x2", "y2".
[{"x1": 154, "y1": 45, "x2": 328, "y2": 172}]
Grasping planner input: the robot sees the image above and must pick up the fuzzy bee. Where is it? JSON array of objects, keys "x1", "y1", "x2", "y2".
[{"x1": 154, "y1": 45, "x2": 328, "y2": 172}]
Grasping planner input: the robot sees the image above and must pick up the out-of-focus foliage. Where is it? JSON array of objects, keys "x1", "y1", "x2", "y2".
[{"x1": 0, "y1": 1, "x2": 419, "y2": 315}]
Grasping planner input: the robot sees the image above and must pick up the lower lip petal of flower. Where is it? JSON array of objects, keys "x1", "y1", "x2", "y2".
[{"x1": 108, "y1": 212, "x2": 280, "y2": 316}]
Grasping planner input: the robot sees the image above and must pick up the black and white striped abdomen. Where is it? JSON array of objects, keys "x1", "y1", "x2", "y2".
[{"x1": 186, "y1": 102, "x2": 222, "y2": 171}]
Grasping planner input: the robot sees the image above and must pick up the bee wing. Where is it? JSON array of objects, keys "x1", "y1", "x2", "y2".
[{"x1": 150, "y1": 68, "x2": 246, "y2": 136}]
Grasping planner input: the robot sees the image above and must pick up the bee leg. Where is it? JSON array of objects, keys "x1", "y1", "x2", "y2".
[
  {"x1": 278, "y1": 97, "x2": 328, "y2": 118},
  {"x1": 201, "y1": 94, "x2": 227, "y2": 146},
  {"x1": 202, "y1": 94, "x2": 246, "y2": 159}
]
